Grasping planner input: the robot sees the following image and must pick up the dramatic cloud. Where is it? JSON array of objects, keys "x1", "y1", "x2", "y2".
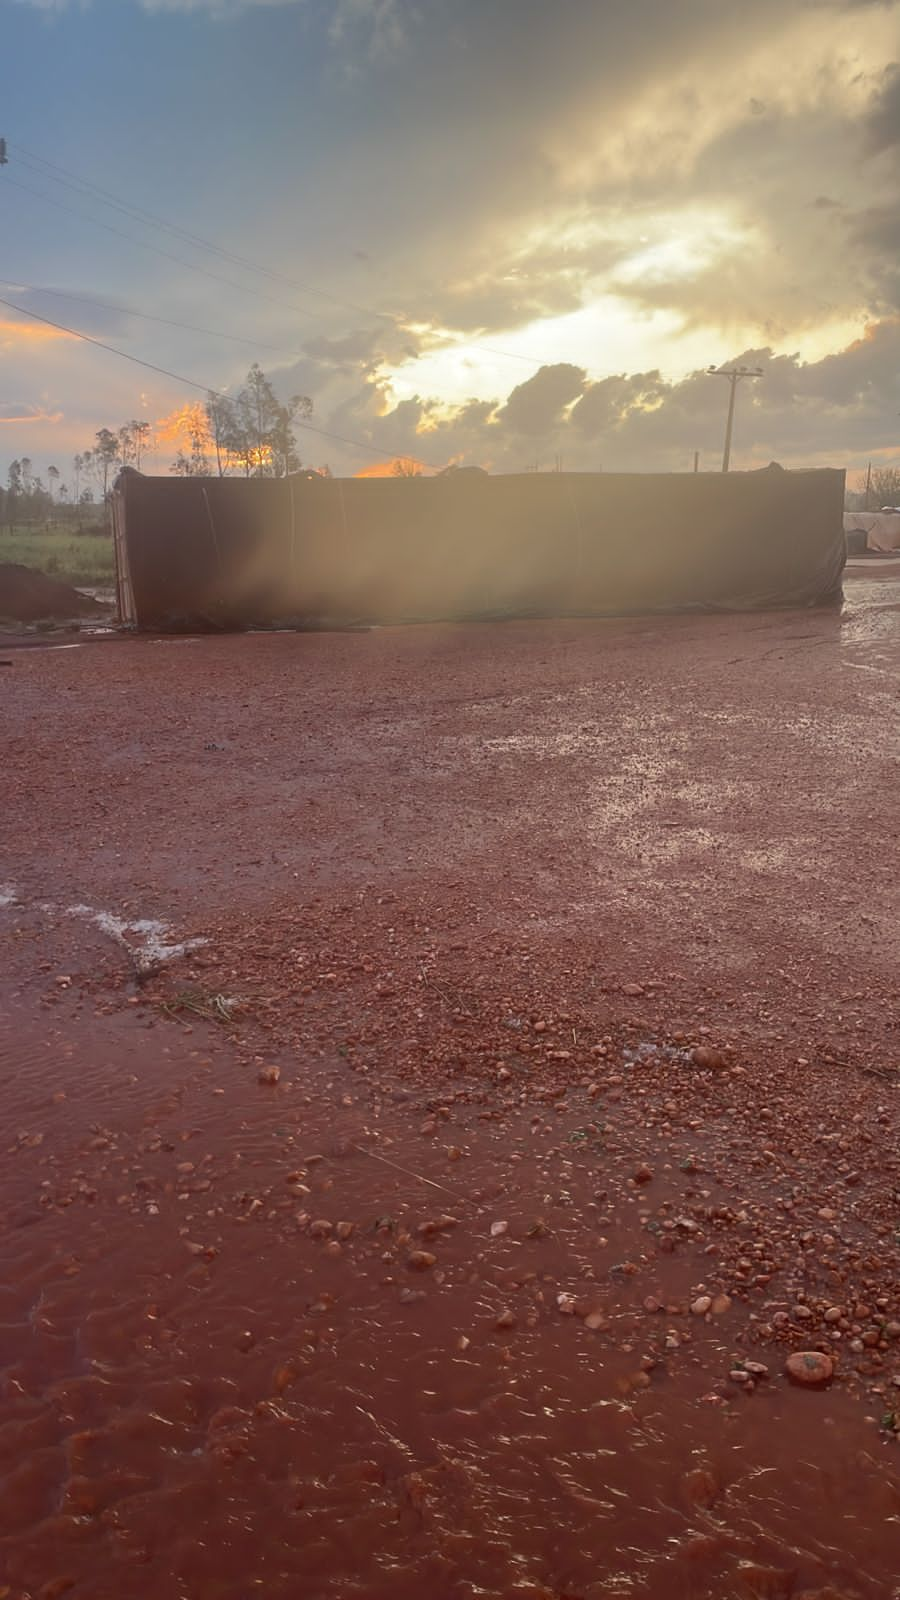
[
  {"x1": 4, "y1": 0, "x2": 900, "y2": 479},
  {"x1": 0, "y1": 402, "x2": 64, "y2": 425},
  {"x1": 497, "y1": 365, "x2": 586, "y2": 436},
  {"x1": 863, "y1": 61, "x2": 900, "y2": 151},
  {"x1": 301, "y1": 317, "x2": 900, "y2": 476}
]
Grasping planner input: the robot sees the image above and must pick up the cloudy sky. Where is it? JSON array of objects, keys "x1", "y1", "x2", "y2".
[{"x1": 2, "y1": 0, "x2": 899, "y2": 484}]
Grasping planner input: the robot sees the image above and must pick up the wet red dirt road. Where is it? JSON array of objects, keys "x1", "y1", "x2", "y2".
[{"x1": 2, "y1": 566, "x2": 900, "y2": 1598}]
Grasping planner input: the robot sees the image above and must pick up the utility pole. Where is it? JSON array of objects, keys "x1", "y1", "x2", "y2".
[
  {"x1": 693, "y1": 450, "x2": 700, "y2": 474},
  {"x1": 706, "y1": 364, "x2": 763, "y2": 472}
]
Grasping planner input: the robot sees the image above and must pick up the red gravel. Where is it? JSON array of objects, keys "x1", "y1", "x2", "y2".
[{"x1": 2, "y1": 567, "x2": 900, "y2": 1596}]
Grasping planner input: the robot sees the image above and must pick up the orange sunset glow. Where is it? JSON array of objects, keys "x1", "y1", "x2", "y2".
[
  {"x1": 0, "y1": 317, "x2": 77, "y2": 346},
  {"x1": 154, "y1": 401, "x2": 208, "y2": 449},
  {"x1": 0, "y1": 407, "x2": 64, "y2": 425},
  {"x1": 155, "y1": 400, "x2": 274, "y2": 472},
  {"x1": 354, "y1": 457, "x2": 431, "y2": 478}
]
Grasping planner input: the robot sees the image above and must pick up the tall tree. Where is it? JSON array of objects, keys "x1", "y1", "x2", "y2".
[
  {"x1": 232, "y1": 365, "x2": 276, "y2": 477},
  {"x1": 872, "y1": 466, "x2": 900, "y2": 505},
  {"x1": 170, "y1": 406, "x2": 211, "y2": 476},
  {"x1": 205, "y1": 392, "x2": 233, "y2": 477},
  {"x1": 47, "y1": 464, "x2": 60, "y2": 502},
  {"x1": 92, "y1": 428, "x2": 120, "y2": 505},
  {"x1": 6, "y1": 460, "x2": 22, "y2": 529},
  {"x1": 115, "y1": 420, "x2": 151, "y2": 470},
  {"x1": 117, "y1": 423, "x2": 136, "y2": 469},
  {"x1": 204, "y1": 366, "x2": 311, "y2": 479},
  {"x1": 270, "y1": 393, "x2": 311, "y2": 477},
  {"x1": 169, "y1": 403, "x2": 211, "y2": 476},
  {"x1": 131, "y1": 420, "x2": 151, "y2": 470}
]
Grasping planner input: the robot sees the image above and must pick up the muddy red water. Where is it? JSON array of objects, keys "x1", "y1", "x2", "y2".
[{"x1": 2, "y1": 569, "x2": 900, "y2": 1598}]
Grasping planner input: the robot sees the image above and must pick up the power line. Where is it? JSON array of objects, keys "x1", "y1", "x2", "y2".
[
  {"x1": 9, "y1": 141, "x2": 542, "y2": 371},
  {"x1": 1, "y1": 279, "x2": 309, "y2": 360},
  {"x1": 0, "y1": 292, "x2": 441, "y2": 467},
  {"x1": 2, "y1": 173, "x2": 325, "y2": 325},
  {"x1": 14, "y1": 144, "x2": 389, "y2": 321},
  {"x1": 0, "y1": 291, "x2": 229, "y2": 394}
]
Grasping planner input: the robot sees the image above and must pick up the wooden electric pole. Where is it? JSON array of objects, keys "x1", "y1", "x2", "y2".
[{"x1": 706, "y1": 364, "x2": 763, "y2": 472}]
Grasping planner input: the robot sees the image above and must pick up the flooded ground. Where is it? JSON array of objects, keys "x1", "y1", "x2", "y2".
[{"x1": 2, "y1": 570, "x2": 899, "y2": 1598}]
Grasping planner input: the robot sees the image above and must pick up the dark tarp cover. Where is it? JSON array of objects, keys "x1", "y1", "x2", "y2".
[{"x1": 111, "y1": 465, "x2": 845, "y2": 629}]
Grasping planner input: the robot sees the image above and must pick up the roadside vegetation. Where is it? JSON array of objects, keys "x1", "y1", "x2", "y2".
[
  {"x1": 1, "y1": 524, "x2": 115, "y2": 587},
  {"x1": 2, "y1": 447, "x2": 117, "y2": 587},
  {"x1": 0, "y1": 364, "x2": 318, "y2": 589}
]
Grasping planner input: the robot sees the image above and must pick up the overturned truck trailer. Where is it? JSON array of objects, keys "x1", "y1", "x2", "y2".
[{"x1": 111, "y1": 465, "x2": 846, "y2": 630}]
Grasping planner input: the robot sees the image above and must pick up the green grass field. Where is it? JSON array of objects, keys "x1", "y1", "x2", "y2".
[{"x1": 1, "y1": 524, "x2": 116, "y2": 587}]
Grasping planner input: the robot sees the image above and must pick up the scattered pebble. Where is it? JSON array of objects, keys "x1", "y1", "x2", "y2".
[
  {"x1": 418, "y1": 1215, "x2": 458, "y2": 1237},
  {"x1": 785, "y1": 1351, "x2": 835, "y2": 1387},
  {"x1": 691, "y1": 1046, "x2": 726, "y2": 1070},
  {"x1": 408, "y1": 1250, "x2": 437, "y2": 1271}
]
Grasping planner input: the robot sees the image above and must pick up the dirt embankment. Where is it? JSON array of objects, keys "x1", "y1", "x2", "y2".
[{"x1": 0, "y1": 561, "x2": 110, "y2": 622}]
